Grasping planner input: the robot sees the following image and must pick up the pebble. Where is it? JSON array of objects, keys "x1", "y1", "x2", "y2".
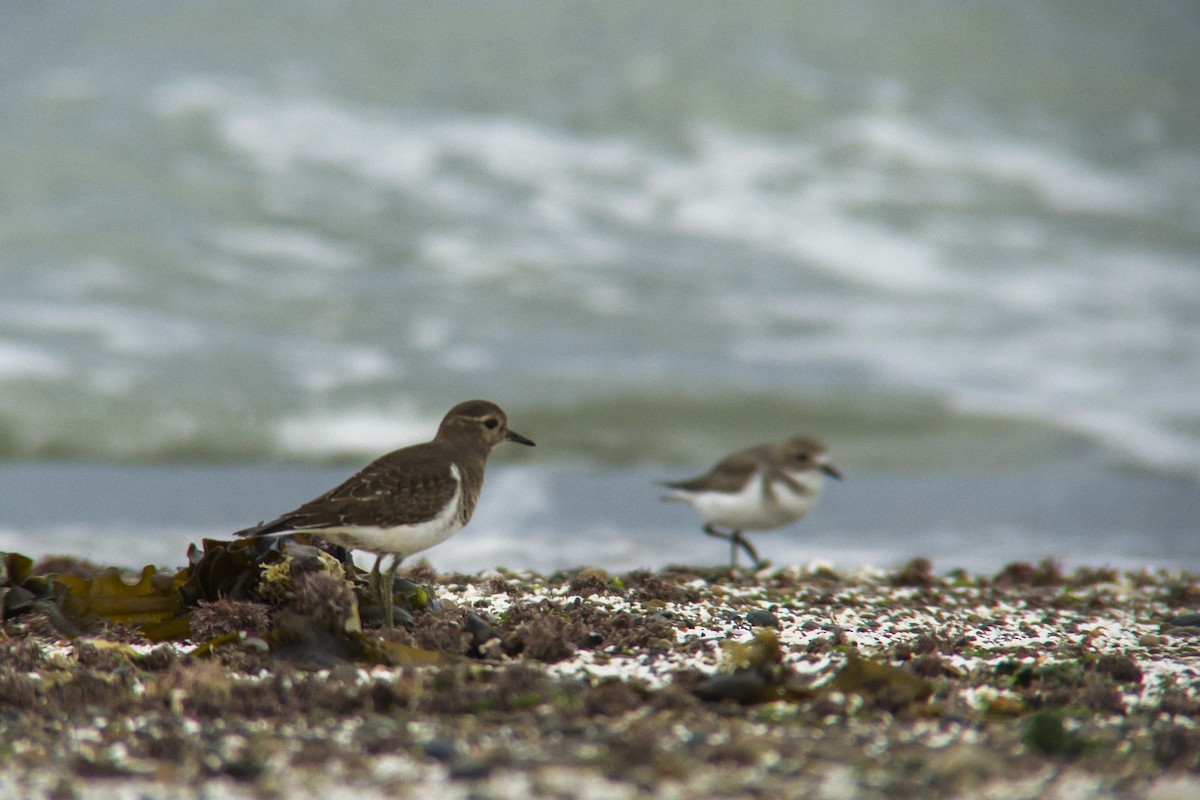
[{"x1": 745, "y1": 610, "x2": 782, "y2": 629}]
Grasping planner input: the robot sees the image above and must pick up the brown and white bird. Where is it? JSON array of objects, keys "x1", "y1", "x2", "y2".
[
  {"x1": 236, "y1": 399, "x2": 534, "y2": 626},
  {"x1": 661, "y1": 435, "x2": 841, "y2": 569}
]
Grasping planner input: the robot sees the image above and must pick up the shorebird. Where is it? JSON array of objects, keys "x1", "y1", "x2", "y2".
[
  {"x1": 236, "y1": 399, "x2": 534, "y2": 626},
  {"x1": 661, "y1": 435, "x2": 841, "y2": 569}
]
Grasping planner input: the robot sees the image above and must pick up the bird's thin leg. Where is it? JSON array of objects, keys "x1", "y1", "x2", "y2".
[
  {"x1": 703, "y1": 525, "x2": 740, "y2": 568},
  {"x1": 369, "y1": 554, "x2": 383, "y2": 602},
  {"x1": 382, "y1": 555, "x2": 403, "y2": 629},
  {"x1": 732, "y1": 533, "x2": 767, "y2": 570}
]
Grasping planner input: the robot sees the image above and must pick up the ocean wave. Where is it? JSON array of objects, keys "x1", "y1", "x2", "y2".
[{"x1": 2, "y1": 52, "x2": 1196, "y2": 480}]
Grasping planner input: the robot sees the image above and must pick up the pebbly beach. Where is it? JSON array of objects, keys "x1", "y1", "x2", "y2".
[{"x1": 3, "y1": 551, "x2": 1200, "y2": 800}]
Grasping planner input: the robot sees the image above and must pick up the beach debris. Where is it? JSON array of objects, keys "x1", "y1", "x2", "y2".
[
  {"x1": 829, "y1": 650, "x2": 934, "y2": 712},
  {"x1": 189, "y1": 599, "x2": 272, "y2": 642},
  {"x1": 0, "y1": 542, "x2": 446, "y2": 667},
  {"x1": 3, "y1": 555, "x2": 1200, "y2": 798},
  {"x1": 1, "y1": 551, "x2": 53, "y2": 621},
  {"x1": 1165, "y1": 612, "x2": 1200, "y2": 629},
  {"x1": 889, "y1": 557, "x2": 939, "y2": 587},
  {"x1": 744, "y1": 608, "x2": 781, "y2": 628},
  {"x1": 1023, "y1": 708, "x2": 1088, "y2": 757},
  {"x1": 992, "y1": 558, "x2": 1064, "y2": 588},
  {"x1": 692, "y1": 627, "x2": 813, "y2": 704},
  {"x1": 567, "y1": 566, "x2": 617, "y2": 597},
  {"x1": 51, "y1": 565, "x2": 189, "y2": 639},
  {"x1": 691, "y1": 625, "x2": 933, "y2": 711}
]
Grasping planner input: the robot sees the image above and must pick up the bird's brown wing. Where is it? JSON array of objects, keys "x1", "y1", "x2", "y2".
[
  {"x1": 662, "y1": 448, "x2": 762, "y2": 494},
  {"x1": 236, "y1": 442, "x2": 459, "y2": 535}
]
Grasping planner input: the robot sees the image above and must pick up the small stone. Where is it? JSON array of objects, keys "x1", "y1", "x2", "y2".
[
  {"x1": 422, "y1": 739, "x2": 457, "y2": 762},
  {"x1": 693, "y1": 670, "x2": 779, "y2": 704},
  {"x1": 464, "y1": 612, "x2": 501, "y2": 657},
  {"x1": 745, "y1": 609, "x2": 781, "y2": 629},
  {"x1": 449, "y1": 759, "x2": 494, "y2": 780}
]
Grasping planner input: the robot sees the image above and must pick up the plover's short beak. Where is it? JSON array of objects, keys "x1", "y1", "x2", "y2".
[
  {"x1": 820, "y1": 462, "x2": 843, "y2": 480},
  {"x1": 506, "y1": 429, "x2": 536, "y2": 447}
]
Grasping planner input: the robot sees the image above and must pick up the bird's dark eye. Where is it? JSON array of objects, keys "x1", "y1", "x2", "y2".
[{"x1": 484, "y1": 418, "x2": 499, "y2": 430}]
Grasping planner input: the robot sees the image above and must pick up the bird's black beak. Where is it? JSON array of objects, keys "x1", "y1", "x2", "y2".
[
  {"x1": 506, "y1": 430, "x2": 536, "y2": 447},
  {"x1": 821, "y1": 463, "x2": 843, "y2": 480}
]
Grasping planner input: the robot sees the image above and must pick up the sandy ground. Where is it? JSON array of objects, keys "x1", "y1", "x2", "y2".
[{"x1": 3, "y1": 558, "x2": 1200, "y2": 799}]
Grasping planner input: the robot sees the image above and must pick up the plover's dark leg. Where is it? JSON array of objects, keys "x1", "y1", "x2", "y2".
[
  {"x1": 703, "y1": 525, "x2": 740, "y2": 568},
  {"x1": 369, "y1": 553, "x2": 398, "y2": 627},
  {"x1": 368, "y1": 554, "x2": 383, "y2": 601},
  {"x1": 381, "y1": 555, "x2": 403, "y2": 628},
  {"x1": 731, "y1": 533, "x2": 767, "y2": 570}
]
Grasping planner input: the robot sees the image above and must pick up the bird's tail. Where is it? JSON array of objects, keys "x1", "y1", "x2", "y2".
[
  {"x1": 658, "y1": 485, "x2": 692, "y2": 504},
  {"x1": 233, "y1": 521, "x2": 292, "y2": 538}
]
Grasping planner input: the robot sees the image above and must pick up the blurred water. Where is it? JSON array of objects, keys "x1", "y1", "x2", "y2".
[
  {"x1": 0, "y1": 463, "x2": 1195, "y2": 574},
  {"x1": 1, "y1": 2, "x2": 1198, "y2": 569}
]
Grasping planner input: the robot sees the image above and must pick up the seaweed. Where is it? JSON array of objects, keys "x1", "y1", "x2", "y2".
[
  {"x1": 830, "y1": 650, "x2": 934, "y2": 712},
  {"x1": 53, "y1": 566, "x2": 188, "y2": 631},
  {"x1": 691, "y1": 628, "x2": 815, "y2": 704},
  {"x1": 1, "y1": 551, "x2": 53, "y2": 621},
  {"x1": 1, "y1": 543, "x2": 445, "y2": 667}
]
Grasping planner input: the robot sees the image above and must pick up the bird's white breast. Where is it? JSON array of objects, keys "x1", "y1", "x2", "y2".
[
  {"x1": 667, "y1": 469, "x2": 824, "y2": 531},
  {"x1": 319, "y1": 464, "x2": 466, "y2": 559},
  {"x1": 770, "y1": 469, "x2": 824, "y2": 518}
]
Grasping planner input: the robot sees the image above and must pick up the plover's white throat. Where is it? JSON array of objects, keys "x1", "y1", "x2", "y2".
[
  {"x1": 661, "y1": 435, "x2": 841, "y2": 568},
  {"x1": 236, "y1": 399, "x2": 535, "y2": 626}
]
